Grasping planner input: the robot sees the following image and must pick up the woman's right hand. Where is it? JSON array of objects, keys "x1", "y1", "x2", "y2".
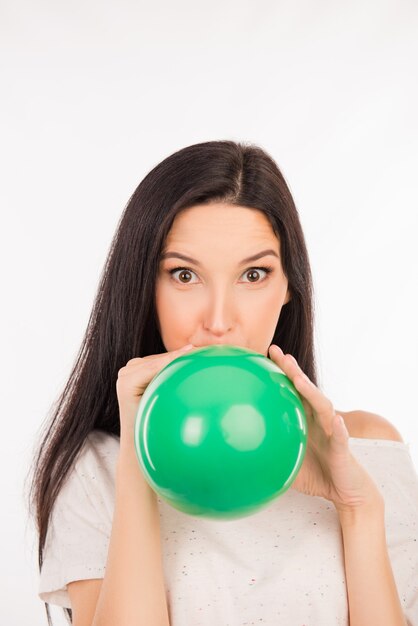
[{"x1": 116, "y1": 343, "x2": 196, "y2": 441}]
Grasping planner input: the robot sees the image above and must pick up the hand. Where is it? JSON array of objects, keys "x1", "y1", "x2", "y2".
[
  {"x1": 268, "y1": 345, "x2": 384, "y2": 515},
  {"x1": 116, "y1": 343, "x2": 198, "y2": 441}
]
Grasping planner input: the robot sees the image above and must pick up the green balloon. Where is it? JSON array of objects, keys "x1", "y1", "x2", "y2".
[{"x1": 134, "y1": 345, "x2": 307, "y2": 520}]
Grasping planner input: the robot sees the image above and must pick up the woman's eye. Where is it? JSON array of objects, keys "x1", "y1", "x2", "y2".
[
  {"x1": 169, "y1": 268, "x2": 199, "y2": 284},
  {"x1": 168, "y1": 266, "x2": 273, "y2": 284},
  {"x1": 242, "y1": 267, "x2": 273, "y2": 283}
]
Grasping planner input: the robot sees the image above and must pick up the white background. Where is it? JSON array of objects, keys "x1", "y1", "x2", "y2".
[{"x1": 1, "y1": 1, "x2": 417, "y2": 624}]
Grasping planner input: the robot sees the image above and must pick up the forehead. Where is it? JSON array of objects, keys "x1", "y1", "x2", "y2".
[{"x1": 164, "y1": 203, "x2": 278, "y2": 248}]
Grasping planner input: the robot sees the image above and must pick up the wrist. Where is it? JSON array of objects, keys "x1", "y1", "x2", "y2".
[
  {"x1": 118, "y1": 398, "x2": 142, "y2": 439},
  {"x1": 116, "y1": 443, "x2": 156, "y2": 497},
  {"x1": 336, "y1": 498, "x2": 385, "y2": 530}
]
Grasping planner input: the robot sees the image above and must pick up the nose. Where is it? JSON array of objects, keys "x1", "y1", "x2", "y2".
[{"x1": 202, "y1": 288, "x2": 234, "y2": 336}]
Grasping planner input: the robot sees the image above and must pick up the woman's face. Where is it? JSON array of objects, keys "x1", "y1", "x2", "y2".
[{"x1": 155, "y1": 203, "x2": 290, "y2": 357}]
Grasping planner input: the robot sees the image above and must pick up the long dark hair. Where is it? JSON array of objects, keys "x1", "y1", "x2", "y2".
[{"x1": 26, "y1": 139, "x2": 318, "y2": 624}]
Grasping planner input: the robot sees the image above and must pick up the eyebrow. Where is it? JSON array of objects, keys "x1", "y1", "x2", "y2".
[{"x1": 160, "y1": 248, "x2": 280, "y2": 267}]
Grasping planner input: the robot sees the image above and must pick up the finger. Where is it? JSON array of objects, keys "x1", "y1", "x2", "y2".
[
  {"x1": 129, "y1": 344, "x2": 195, "y2": 364},
  {"x1": 329, "y1": 414, "x2": 350, "y2": 453},
  {"x1": 269, "y1": 345, "x2": 335, "y2": 435},
  {"x1": 269, "y1": 345, "x2": 313, "y2": 389},
  {"x1": 294, "y1": 374, "x2": 336, "y2": 434},
  {"x1": 269, "y1": 345, "x2": 306, "y2": 379}
]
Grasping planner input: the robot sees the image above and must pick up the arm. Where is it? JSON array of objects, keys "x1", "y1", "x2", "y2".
[
  {"x1": 338, "y1": 502, "x2": 407, "y2": 626},
  {"x1": 267, "y1": 348, "x2": 412, "y2": 624},
  {"x1": 89, "y1": 345, "x2": 196, "y2": 625},
  {"x1": 91, "y1": 423, "x2": 170, "y2": 626}
]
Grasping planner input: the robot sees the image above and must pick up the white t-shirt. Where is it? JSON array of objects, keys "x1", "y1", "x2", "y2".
[{"x1": 38, "y1": 430, "x2": 418, "y2": 625}]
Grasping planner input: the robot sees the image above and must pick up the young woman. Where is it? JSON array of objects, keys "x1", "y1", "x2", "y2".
[{"x1": 28, "y1": 140, "x2": 418, "y2": 626}]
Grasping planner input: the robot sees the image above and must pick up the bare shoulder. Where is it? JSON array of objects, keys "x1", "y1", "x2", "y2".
[{"x1": 337, "y1": 409, "x2": 404, "y2": 442}]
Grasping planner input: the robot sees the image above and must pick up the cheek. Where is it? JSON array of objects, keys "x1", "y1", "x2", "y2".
[
  {"x1": 155, "y1": 281, "x2": 192, "y2": 332},
  {"x1": 156, "y1": 281, "x2": 190, "y2": 313},
  {"x1": 245, "y1": 289, "x2": 283, "y2": 323},
  {"x1": 245, "y1": 286, "x2": 287, "y2": 338}
]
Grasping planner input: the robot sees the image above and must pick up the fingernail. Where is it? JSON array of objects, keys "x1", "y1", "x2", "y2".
[
  {"x1": 181, "y1": 344, "x2": 194, "y2": 351},
  {"x1": 338, "y1": 415, "x2": 349, "y2": 437}
]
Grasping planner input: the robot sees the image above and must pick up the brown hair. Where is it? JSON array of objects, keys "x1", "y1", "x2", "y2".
[{"x1": 26, "y1": 139, "x2": 318, "y2": 624}]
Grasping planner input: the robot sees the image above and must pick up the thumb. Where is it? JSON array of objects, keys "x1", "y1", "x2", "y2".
[{"x1": 330, "y1": 414, "x2": 350, "y2": 450}]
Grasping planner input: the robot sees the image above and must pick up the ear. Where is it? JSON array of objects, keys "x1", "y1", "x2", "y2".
[{"x1": 284, "y1": 288, "x2": 291, "y2": 305}]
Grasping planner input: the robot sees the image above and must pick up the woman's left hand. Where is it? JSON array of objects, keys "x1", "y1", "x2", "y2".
[{"x1": 268, "y1": 345, "x2": 384, "y2": 515}]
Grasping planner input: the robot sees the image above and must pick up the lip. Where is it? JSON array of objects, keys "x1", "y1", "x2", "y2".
[{"x1": 193, "y1": 342, "x2": 240, "y2": 347}]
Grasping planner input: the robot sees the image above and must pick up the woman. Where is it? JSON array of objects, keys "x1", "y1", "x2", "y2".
[{"x1": 27, "y1": 140, "x2": 418, "y2": 625}]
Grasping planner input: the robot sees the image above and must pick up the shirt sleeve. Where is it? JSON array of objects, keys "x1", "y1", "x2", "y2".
[
  {"x1": 38, "y1": 433, "x2": 116, "y2": 608},
  {"x1": 350, "y1": 439, "x2": 418, "y2": 626}
]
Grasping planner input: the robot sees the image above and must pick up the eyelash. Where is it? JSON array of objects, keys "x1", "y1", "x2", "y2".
[{"x1": 167, "y1": 265, "x2": 274, "y2": 285}]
